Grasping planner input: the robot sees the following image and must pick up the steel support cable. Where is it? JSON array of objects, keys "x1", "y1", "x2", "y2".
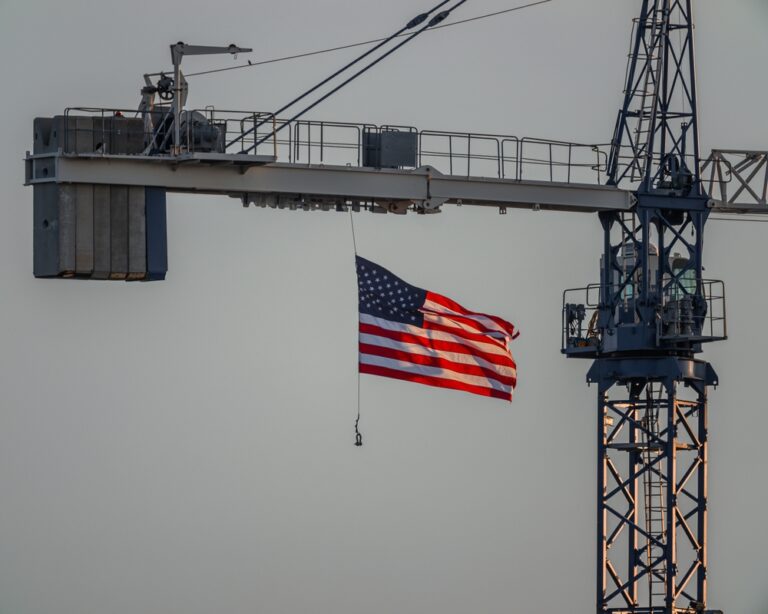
[
  {"x1": 228, "y1": 0, "x2": 454, "y2": 150},
  {"x1": 244, "y1": 0, "x2": 470, "y2": 154},
  {"x1": 187, "y1": 1, "x2": 552, "y2": 79}
]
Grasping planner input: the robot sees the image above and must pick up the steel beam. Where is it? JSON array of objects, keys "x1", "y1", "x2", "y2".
[
  {"x1": 26, "y1": 153, "x2": 635, "y2": 214},
  {"x1": 702, "y1": 150, "x2": 768, "y2": 212}
]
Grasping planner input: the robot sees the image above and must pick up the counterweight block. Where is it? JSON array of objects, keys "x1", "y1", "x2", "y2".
[
  {"x1": 33, "y1": 183, "x2": 167, "y2": 282},
  {"x1": 31, "y1": 115, "x2": 167, "y2": 281}
]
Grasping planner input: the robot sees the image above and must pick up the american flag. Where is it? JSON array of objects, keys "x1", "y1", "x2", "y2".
[{"x1": 356, "y1": 256, "x2": 518, "y2": 402}]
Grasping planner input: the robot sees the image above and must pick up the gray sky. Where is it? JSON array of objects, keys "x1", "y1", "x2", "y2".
[{"x1": 1, "y1": 1, "x2": 767, "y2": 613}]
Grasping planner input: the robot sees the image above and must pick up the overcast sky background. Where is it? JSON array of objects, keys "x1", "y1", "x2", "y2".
[{"x1": 1, "y1": 1, "x2": 767, "y2": 613}]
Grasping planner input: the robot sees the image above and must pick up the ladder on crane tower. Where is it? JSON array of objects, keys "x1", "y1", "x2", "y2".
[
  {"x1": 628, "y1": 1, "x2": 667, "y2": 182},
  {"x1": 641, "y1": 386, "x2": 667, "y2": 612}
]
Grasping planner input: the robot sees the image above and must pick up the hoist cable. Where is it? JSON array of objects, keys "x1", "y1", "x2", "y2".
[
  {"x1": 349, "y1": 211, "x2": 363, "y2": 447},
  {"x1": 228, "y1": 0, "x2": 454, "y2": 150},
  {"x1": 245, "y1": 0, "x2": 470, "y2": 153},
  {"x1": 186, "y1": 1, "x2": 552, "y2": 79}
]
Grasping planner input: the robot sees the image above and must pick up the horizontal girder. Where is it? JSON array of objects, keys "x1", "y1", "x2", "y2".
[
  {"x1": 702, "y1": 149, "x2": 768, "y2": 213},
  {"x1": 26, "y1": 153, "x2": 636, "y2": 214}
]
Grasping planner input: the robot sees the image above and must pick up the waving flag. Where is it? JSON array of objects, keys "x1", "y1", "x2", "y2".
[{"x1": 356, "y1": 256, "x2": 518, "y2": 401}]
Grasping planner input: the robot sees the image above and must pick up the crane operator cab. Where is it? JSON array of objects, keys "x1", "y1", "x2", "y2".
[{"x1": 563, "y1": 245, "x2": 726, "y2": 357}]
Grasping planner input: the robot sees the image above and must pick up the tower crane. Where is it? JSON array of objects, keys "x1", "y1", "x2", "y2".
[{"x1": 22, "y1": 1, "x2": 767, "y2": 612}]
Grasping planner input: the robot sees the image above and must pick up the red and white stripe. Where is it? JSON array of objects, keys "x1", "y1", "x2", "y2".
[{"x1": 359, "y1": 291, "x2": 518, "y2": 402}]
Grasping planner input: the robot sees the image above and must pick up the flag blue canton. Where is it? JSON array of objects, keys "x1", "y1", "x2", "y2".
[{"x1": 356, "y1": 256, "x2": 426, "y2": 327}]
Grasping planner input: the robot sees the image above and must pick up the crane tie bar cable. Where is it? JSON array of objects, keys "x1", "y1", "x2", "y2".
[
  {"x1": 186, "y1": 1, "x2": 553, "y2": 79},
  {"x1": 244, "y1": 0, "x2": 470, "y2": 154},
  {"x1": 228, "y1": 0, "x2": 455, "y2": 150}
]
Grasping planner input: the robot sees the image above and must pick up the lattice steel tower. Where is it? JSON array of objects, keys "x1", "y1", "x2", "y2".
[{"x1": 564, "y1": 2, "x2": 723, "y2": 612}]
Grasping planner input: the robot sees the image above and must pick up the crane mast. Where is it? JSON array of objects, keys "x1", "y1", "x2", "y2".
[
  {"x1": 22, "y1": 2, "x2": 766, "y2": 613},
  {"x1": 566, "y1": 2, "x2": 718, "y2": 612}
]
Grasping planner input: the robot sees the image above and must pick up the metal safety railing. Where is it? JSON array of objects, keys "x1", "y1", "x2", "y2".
[
  {"x1": 658, "y1": 279, "x2": 727, "y2": 343},
  {"x1": 59, "y1": 108, "x2": 762, "y2": 204},
  {"x1": 562, "y1": 284, "x2": 603, "y2": 353},
  {"x1": 59, "y1": 106, "x2": 614, "y2": 186},
  {"x1": 58, "y1": 107, "x2": 151, "y2": 155},
  {"x1": 562, "y1": 278, "x2": 726, "y2": 353}
]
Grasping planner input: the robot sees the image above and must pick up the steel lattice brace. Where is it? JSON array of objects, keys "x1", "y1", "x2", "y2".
[{"x1": 589, "y1": 358, "x2": 712, "y2": 614}]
